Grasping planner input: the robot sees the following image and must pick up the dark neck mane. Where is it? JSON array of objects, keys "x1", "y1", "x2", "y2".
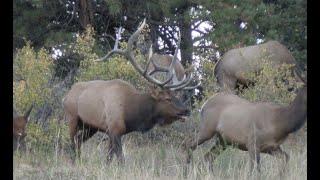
[{"x1": 123, "y1": 93, "x2": 161, "y2": 133}]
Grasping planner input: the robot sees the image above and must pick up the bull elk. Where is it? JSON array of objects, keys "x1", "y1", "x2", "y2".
[
  {"x1": 214, "y1": 40, "x2": 304, "y2": 92},
  {"x1": 13, "y1": 104, "x2": 33, "y2": 152},
  {"x1": 63, "y1": 19, "x2": 197, "y2": 164},
  {"x1": 184, "y1": 79, "x2": 307, "y2": 173}
]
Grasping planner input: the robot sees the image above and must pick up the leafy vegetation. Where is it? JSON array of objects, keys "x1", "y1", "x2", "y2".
[
  {"x1": 13, "y1": 42, "x2": 53, "y2": 115},
  {"x1": 13, "y1": 35, "x2": 306, "y2": 179}
]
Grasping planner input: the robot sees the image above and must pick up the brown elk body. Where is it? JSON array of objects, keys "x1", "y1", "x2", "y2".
[
  {"x1": 64, "y1": 19, "x2": 196, "y2": 163},
  {"x1": 63, "y1": 79, "x2": 190, "y2": 163},
  {"x1": 184, "y1": 85, "x2": 307, "y2": 172},
  {"x1": 214, "y1": 41, "x2": 303, "y2": 92},
  {"x1": 13, "y1": 105, "x2": 33, "y2": 151}
]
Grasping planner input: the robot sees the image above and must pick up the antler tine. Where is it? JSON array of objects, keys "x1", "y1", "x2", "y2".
[
  {"x1": 173, "y1": 66, "x2": 200, "y2": 90},
  {"x1": 143, "y1": 45, "x2": 171, "y2": 76},
  {"x1": 155, "y1": 31, "x2": 181, "y2": 86},
  {"x1": 165, "y1": 73, "x2": 192, "y2": 88},
  {"x1": 127, "y1": 19, "x2": 146, "y2": 51},
  {"x1": 172, "y1": 80, "x2": 201, "y2": 91},
  {"x1": 163, "y1": 32, "x2": 199, "y2": 90},
  {"x1": 166, "y1": 63, "x2": 200, "y2": 90},
  {"x1": 163, "y1": 62, "x2": 193, "y2": 89},
  {"x1": 148, "y1": 59, "x2": 171, "y2": 75},
  {"x1": 95, "y1": 27, "x2": 125, "y2": 62},
  {"x1": 170, "y1": 31, "x2": 181, "y2": 70},
  {"x1": 143, "y1": 44, "x2": 154, "y2": 75},
  {"x1": 175, "y1": 67, "x2": 201, "y2": 90}
]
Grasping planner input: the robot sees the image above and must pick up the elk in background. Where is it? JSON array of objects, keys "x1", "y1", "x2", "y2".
[
  {"x1": 183, "y1": 77, "x2": 307, "y2": 174},
  {"x1": 214, "y1": 40, "x2": 304, "y2": 92},
  {"x1": 63, "y1": 19, "x2": 197, "y2": 164},
  {"x1": 13, "y1": 104, "x2": 33, "y2": 152}
]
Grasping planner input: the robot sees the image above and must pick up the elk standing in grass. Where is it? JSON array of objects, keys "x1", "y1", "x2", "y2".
[
  {"x1": 13, "y1": 104, "x2": 33, "y2": 152},
  {"x1": 184, "y1": 79, "x2": 307, "y2": 173},
  {"x1": 63, "y1": 19, "x2": 197, "y2": 164},
  {"x1": 214, "y1": 41, "x2": 304, "y2": 92}
]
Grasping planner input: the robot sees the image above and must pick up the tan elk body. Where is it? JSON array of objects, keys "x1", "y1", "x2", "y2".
[
  {"x1": 214, "y1": 41, "x2": 303, "y2": 91},
  {"x1": 185, "y1": 84, "x2": 307, "y2": 172}
]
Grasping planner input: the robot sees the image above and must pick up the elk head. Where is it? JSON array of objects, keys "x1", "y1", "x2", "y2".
[{"x1": 149, "y1": 87, "x2": 190, "y2": 125}]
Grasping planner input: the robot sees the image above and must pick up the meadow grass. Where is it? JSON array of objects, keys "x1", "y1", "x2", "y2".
[{"x1": 13, "y1": 117, "x2": 306, "y2": 180}]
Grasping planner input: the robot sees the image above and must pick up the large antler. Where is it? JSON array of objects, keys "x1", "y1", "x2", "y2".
[{"x1": 95, "y1": 19, "x2": 199, "y2": 90}]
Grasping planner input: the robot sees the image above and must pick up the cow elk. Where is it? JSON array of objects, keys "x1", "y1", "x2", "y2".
[
  {"x1": 214, "y1": 40, "x2": 304, "y2": 92},
  {"x1": 63, "y1": 19, "x2": 197, "y2": 164},
  {"x1": 13, "y1": 104, "x2": 33, "y2": 152},
  {"x1": 184, "y1": 78, "x2": 307, "y2": 174}
]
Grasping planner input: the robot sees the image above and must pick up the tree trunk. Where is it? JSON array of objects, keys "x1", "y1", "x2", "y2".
[
  {"x1": 179, "y1": 8, "x2": 193, "y2": 66},
  {"x1": 79, "y1": 0, "x2": 94, "y2": 29}
]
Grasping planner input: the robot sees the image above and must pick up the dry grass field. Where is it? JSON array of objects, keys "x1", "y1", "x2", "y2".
[{"x1": 13, "y1": 116, "x2": 307, "y2": 180}]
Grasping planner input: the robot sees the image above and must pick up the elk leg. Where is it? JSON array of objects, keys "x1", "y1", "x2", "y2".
[
  {"x1": 113, "y1": 135, "x2": 124, "y2": 165},
  {"x1": 183, "y1": 131, "x2": 216, "y2": 177},
  {"x1": 204, "y1": 134, "x2": 227, "y2": 172},
  {"x1": 268, "y1": 147, "x2": 289, "y2": 176},
  {"x1": 247, "y1": 125, "x2": 261, "y2": 174},
  {"x1": 69, "y1": 115, "x2": 80, "y2": 163},
  {"x1": 248, "y1": 146, "x2": 261, "y2": 173},
  {"x1": 106, "y1": 135, "x2": 116, "y2": 164},
  {"x1": 185, "y1": 131, "x2": 216, "y2": 164},
  {"x1": 74, "y1": 122, "x2": 98, "y2": 160}
]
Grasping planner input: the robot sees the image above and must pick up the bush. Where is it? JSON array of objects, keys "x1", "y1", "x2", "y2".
[
  {"x1": 239, "y1": 58, "x2": 304, "y2": 105},
  {"x1": 75, "y1": 26, "x2": 151, "y2": 91},
  {"x1": 13, "y1": 42, "x2": 54, "y2": 115},
  {"x1": 25, "y1": 120, "x2": 69, "y2": 154}
]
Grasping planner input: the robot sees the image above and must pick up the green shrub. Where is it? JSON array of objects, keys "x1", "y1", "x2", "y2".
[
  {"x1": 13, "y1": 42, "x2": 54, "y2": 114},
  {"x1": 25, "y1": 120, "x2": 69, "y2": 154},
  {"x1": 239, "y1": 58, "x2": 304, "y2": 105},
  {"x1": 75, "y1": 26, "x2": 150, "y2": 90}
]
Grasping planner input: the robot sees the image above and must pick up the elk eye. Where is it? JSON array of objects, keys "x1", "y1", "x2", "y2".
[{"x1": 165, "y1": 98, "x2": 171, "y2": 101}]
